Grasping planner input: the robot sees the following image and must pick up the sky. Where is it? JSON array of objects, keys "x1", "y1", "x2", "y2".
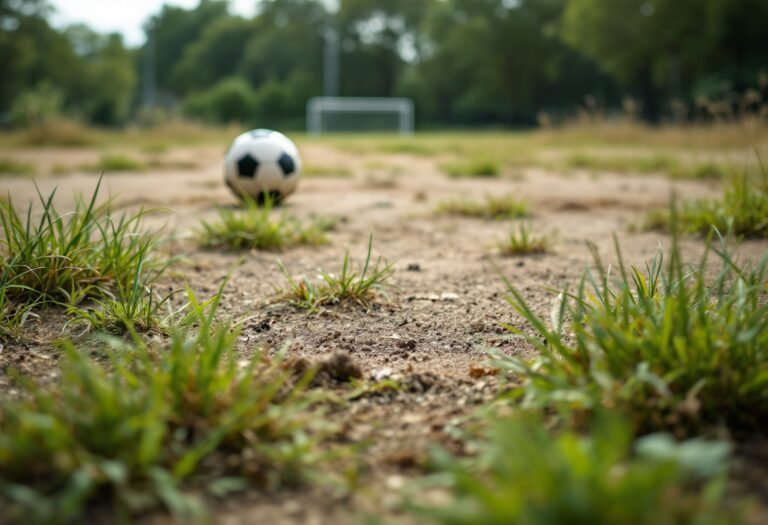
[{"x1": 48, "y1": 0, "x2": 257, "y2": 47}]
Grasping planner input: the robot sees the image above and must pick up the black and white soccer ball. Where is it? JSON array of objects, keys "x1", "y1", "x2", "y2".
[{"x1": 224, "y1": 129, "x2": 301, "y2": 203}]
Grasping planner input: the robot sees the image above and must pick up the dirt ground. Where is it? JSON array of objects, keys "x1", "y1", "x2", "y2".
[{"x1": 2, "y1": 137, "x2": 767, "y2": 524}]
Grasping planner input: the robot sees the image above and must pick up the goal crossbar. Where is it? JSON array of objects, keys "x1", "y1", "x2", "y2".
[{"x1": 307, "y1": 96, "x2": 415, "y2": 135}]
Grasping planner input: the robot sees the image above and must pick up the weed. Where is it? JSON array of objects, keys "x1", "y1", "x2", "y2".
[
  {"x1": 6, "y1": 119, "x2": 99, "y2": 147},
  {"x1": 441, "y1": 158, "x2": 501, "y2": 178},
  {"x1": 564, "y1": 153, "x2": 733, "y2": 180},
  {"x1": 303, "y1": 165, "x2": 354, "y2": 178},
  {"x1": 83, "y1": 153, "x2": 146, "y2": 173},
  {"x1": 646, "y1": 164, "x2": 768, "y2": 238},
  {"x1": 496, "y1": 231, "x2": 768, "y2": 435},
  {"x1": 278, "y1": 234, "x2": 394, "y2": 312},
  {"x1": 668, "y1": 162, "x2": 727, "y2": 180},
  {"x1": 0, "y1": 157, "x2": 34, "y2": 176},
  {"x1": 564, "y1": 153, "x2": 678, "y2": 174},
  {"x1": 198, "y1": 196, "x2": 332, "y2": 251},
  {"x1": 64, "y1": 246, "x2": 179, "y2": 335},
  {"x1": 0, "y1": 265, "x2": 38, "y2": 341},
  {"x1": 499, "y1": 223, "x2": 549, "y2": 255},
  {"x1": 435, "y1": 194, "x2": 528, "y2": 220},
  {"x1": 0, "y1": 178, "x2": 162, "y2": 308},
  {"x1": 408, "y1": 413, "x2": 735, "y2": 525},
  {"x1": 0, "y1": 288, "x2": 334, "y2": 522}
]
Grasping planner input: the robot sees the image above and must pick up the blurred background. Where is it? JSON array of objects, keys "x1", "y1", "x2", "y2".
[{"x1": 1, "y1": 0, "x2": 767, "y2": 131}]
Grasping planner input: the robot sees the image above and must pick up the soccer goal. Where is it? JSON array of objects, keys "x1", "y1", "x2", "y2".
[{"x1": 306, "y1": 97, "x2": 415, "y2": 135}]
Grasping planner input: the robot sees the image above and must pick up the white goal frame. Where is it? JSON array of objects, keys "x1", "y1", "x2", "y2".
[{"x1": 306, "y1": 96, "x2": 415, "y2": 135}]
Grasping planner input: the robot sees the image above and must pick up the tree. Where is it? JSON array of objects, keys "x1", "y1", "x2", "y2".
[
  {"x1": 559, "y1": 0, "x2": 723, "y2": 120},
  {"x1": 402, "y1": 0, "x2": 592, "y2": 125},
  {"x1": 141, "y1": 0, "x2": 229, "y2": 96},
  {"x1": 172, "y1": 16, "x2": 254, "y2": 95}
]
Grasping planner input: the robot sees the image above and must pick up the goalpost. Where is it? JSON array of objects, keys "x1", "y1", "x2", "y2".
[{"x1": 306, "y1": 97, "x2": 415, "y2": 135}]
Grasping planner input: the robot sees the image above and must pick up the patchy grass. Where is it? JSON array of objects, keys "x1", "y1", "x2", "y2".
[
  {"x1": 0, "y1": 266, "x2": 38, "y2": 341},
  {"x1": 0, "y1": 157, "x2": 35, "y2": 176},
  {"x1": 376, "y1": 141, "x2": 439, "y2": 156},
  {"x1": 278, "y1": 235, "x2": 394, "y2": 312},
  {"x1": 499, "y1": 223, "x2": 549, "y2": 255},
  {"x1": 83, "y1": 153, "x2": 146, "y2": 173},
  {"x1": 198, "y1": 196, "x2": 332, "y2": 251},
  {"x1": 441, "y1": 158, "x2": 501, "y2": 178},
  {"x1": 496, "y1": 233, "x2": 768, "y2": 436},
  {"x1": 408, "y1": 413, "x2": 735, "y2": 525},
  {"x1": 646, "y1": 164, "x2": 768, "y2": 238},
  {"x1": 564, "y1": 153, "x2": 730, "y2": 180},
  {"x1": 2, "y1": 119, "x2": 100, "y2": 147},
  {"x1": 303, "y1": 164, "x2": 354, "y2": 178},
  {"x1": 64, "y1": 247, "x2": 179, "y2": 336},
  {"x1": 0, "y1": 178, "x2": 162, "y2": 309},
  {"x1": 564, "y1": 152, "x2": 678, "y2": 174},
  {"x1": 668, "y1": 161, "x2": 727, "y2": 180},
  {"x1": 0, "y1": 290, "x2": 334, "y2": 523},
  {"x1": 436, "y1": 194, "x2": 529, "y2": 220}
]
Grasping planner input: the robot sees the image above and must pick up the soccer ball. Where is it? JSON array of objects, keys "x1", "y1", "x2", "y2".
[{"x1": 224, "y1": 129, "x2": 301, "y2": 203}]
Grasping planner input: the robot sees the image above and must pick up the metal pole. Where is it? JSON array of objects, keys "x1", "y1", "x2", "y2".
[{"x1": 323, "y1": 26, "x2": 340, "y2": 97}]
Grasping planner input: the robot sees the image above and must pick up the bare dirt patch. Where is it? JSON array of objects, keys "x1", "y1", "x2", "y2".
[{"x1": 2, "y1": 139, "x2": 767, "y2": 524}]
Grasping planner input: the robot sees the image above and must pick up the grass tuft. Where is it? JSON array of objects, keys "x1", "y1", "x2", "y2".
[
  {"x1": 198, "y1": 196, "x2": 332, "y2": 251},
  {"x1": 303, "y1": 165, "x2": 354, "y2": 178},
  {"x1": 435, "y1": 194, "x2": 528, "y2": 220},
  {"x1": 83, "y1": 153, "x2": 146, "y2": 173},
  {"x1": 0, "y1": 288, "x2": 334, "y2": 522},
  {"x1": 564, "y1": 153, "x2": 727, "y2": 180},
  {"x1": 441, "y1": 158, "x2": 501, "y2": 178},
  {"x1": 646, "y1": 163, "x2": 768, "y2": 238},
  {"x1": 408, "y1": 413, "x2": 735, "y2": 525},
  {"x1": 64, "y1": 246, "x2": 179, "y2": 335},
  {"x1": 0, "y1": 157, "x2": 35, "y2": 177},
  {"x1": 496, "y1": 231, "x2": 768, "y2": 435},
  {"x1": 278, "y1": 234, "x2": 394, "y2": 312},
  {"x1": 499, "y1": 223, "x2": 549, "y2": 255},
  {"x1": 0, "y1": 178, "x2": 162, "y2": 309},
  {"x1": 564, "y1": 153, "x2": 678, "y2": 174}
]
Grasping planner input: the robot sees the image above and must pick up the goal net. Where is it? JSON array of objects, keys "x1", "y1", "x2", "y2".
[{"x1": 306, "y1": 97, "x2": 414, "y2": 135}]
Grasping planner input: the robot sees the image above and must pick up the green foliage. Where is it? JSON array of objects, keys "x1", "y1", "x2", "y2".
[
  {"x1": 171, "y1": 16, "x2": 254, "y2": 94},
  {"x1": 441, "y1": 158, "x2": 500, "y2": 178},
  {"x1": 499, "y1": 223, "x2": 549, "y2": 255},
  {"x1": 183, "y1": 77, "x2": 257, "y2": 124},
  {"x1": 0, "y1": 290, "x2": 332, "y2": 522},
  {"x1": 0, "y1": 178, "x2": 161, "y2": 308},
  {"x1": 198, "y1": 196, "x2": 332, "y2": 251},
  {"x1": 3, "y1": 0, "x2": 768, "y2": 126},
  {"x1": 278, "y1": 234, "x2": 394, "y2": 312},
  {"x1": 409, "y1": 414, "x2": 735, "y2": 525},
  {"x1": 497, "y1": 233, "x2": 768, "y2": 435},
  {"x1": 0, "y1": 157, "x2": 35, "y2": 176},
  {"x1": 435, "y1": 194, "x2": 529, "y2": 220},
  {"x1": 7, "y1": 83, "x2": 64, "y2": 127},
  {"x1": 646, "y1": 164, "x2": 768, "y2": 237}
]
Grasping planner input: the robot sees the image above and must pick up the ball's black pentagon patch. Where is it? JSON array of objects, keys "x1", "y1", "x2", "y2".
[
  {"x1": 277, "y1": 152, "x2": 295, "y2": 176},
  {"x1": 237, "y1": 154, "x2": 259, "y2": 178}
]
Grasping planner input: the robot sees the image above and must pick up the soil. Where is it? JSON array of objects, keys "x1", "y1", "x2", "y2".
[{"x1": 1, "y1": 140, "x2": 767, "y2": 524}]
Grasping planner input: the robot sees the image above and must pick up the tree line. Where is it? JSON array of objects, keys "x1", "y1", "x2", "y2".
[{"x1": 1, "y1": 0, "x2": 766, "y2": 128}]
